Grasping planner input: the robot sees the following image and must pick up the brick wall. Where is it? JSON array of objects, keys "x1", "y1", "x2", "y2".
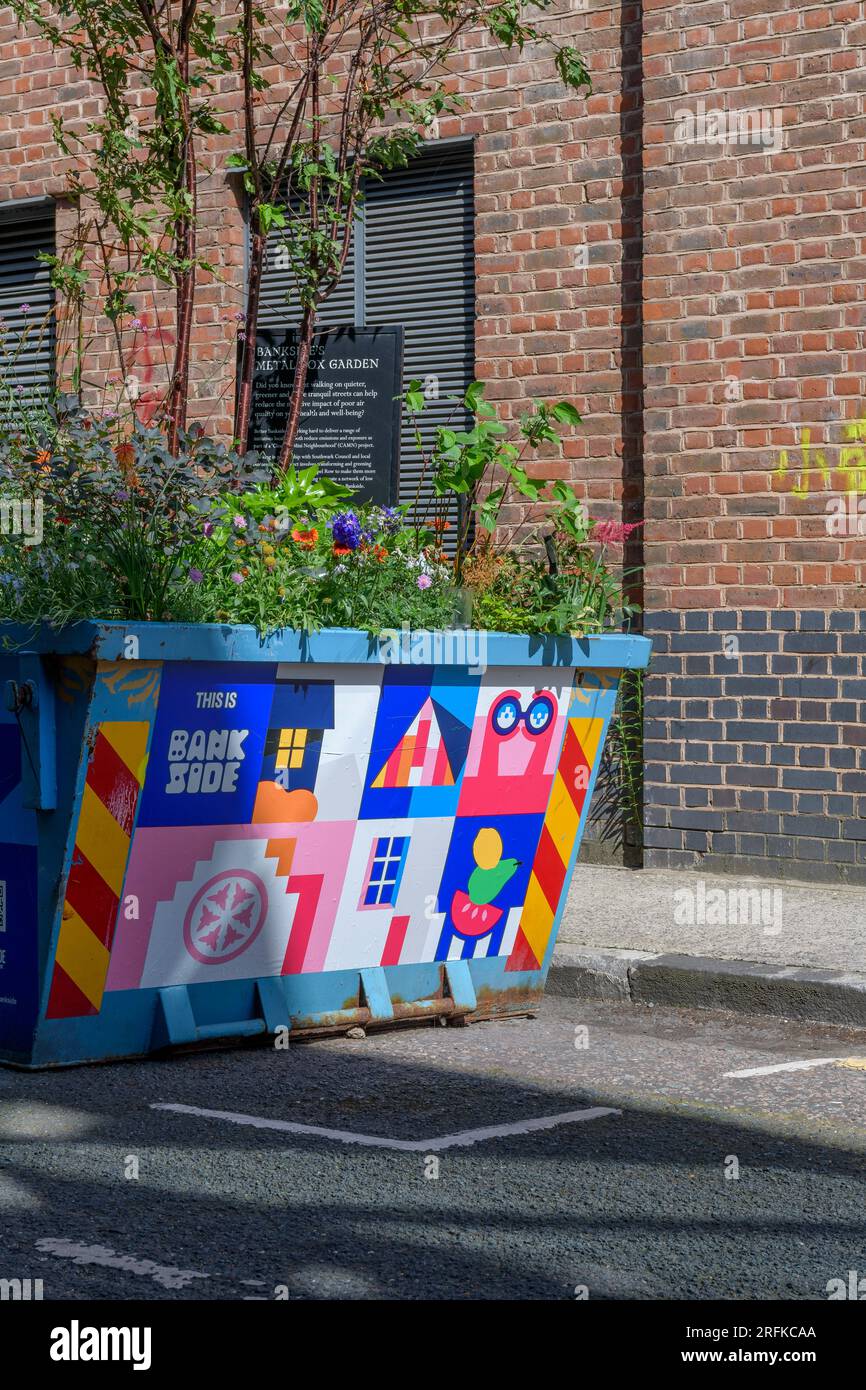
[
  {"x1": 640, "y1": 0, "x2": 866, "y2": 882},
  {"x1": 1, "y1": 1, "x2": 865, "y2": 883},
  {"x1": 644, "y1": 608, "x2": 866, "y2": 883},
  {"x1": 0, "y1": 3, "x2": 627, "y2": 484}
]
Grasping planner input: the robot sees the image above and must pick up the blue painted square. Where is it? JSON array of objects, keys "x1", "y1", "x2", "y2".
[
  {"x1": 0, "y1": 842, "x2": 39, "y2": 1055},
  {"x1": 360, "y1": 666, "x2": 478, "y2": 820},
  {"x1": 433, "y1": 813, "x2": 543, "y2": 960},
  {"x1": 137, "y1": 663, "x2": 277, "y2": 827}
]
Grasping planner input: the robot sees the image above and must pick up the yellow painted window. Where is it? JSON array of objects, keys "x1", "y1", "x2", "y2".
[{"x1": 275, "y1": 728, "x2": 307, "y2": 770}]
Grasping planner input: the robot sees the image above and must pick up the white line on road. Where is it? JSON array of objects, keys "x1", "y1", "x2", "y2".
[
  {"x1": 35, "y1": 1238, "x2": 210, "y2": 1291},
  {"x1": 151, "y1": 1102, "x2": 620, "y2": 1152},
  {"x1": 724, "y1": 1057, "x2": 858, "y2": 1079}
]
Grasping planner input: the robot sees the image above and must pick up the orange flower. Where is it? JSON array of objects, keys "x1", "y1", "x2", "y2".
[
  {"x1": 292, "y1": 526, "x2": 319, "y2": 549},
  {"x1": 432, "y1": 517, "x2": 451, "y2": 532},
  {"x1": 373, "y1": 545, "x2": 389, "y2": 563},
  {"x1": 332, "y1": 544, "x2": 351, "y2": 557},
  {"x1": 33, "y1": 449, "x2": 51, "y2": 467}
]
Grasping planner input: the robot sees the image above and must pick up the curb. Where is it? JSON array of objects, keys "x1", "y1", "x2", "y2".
[{"x1": 548, "y1": 945, "x2": 866, "y2": 1028}]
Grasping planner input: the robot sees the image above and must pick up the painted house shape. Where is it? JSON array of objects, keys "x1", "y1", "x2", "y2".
[{"x1": 371, "y1": 696, "x2": 457, "y2": 789}]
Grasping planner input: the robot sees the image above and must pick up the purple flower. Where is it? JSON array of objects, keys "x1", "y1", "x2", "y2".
[
  {"x1": 234, "y1": 311, "x2": 246, "y2": 323},
  {"x1": 130, "y1": 317, "x2": 145, "y2": 331},
  {"x1": 237, "y1": 331, "x2": 246, "y2": 341},
  {"x1": 329, "y1": 511, "x2": 363, "y2": 551},
  {"x1": 189, "y1": 567, "x2": 204, "y2": 584},
  {"x1": 381, "y1": 506, "x2": 401, "y2": 534},
  {"x1": 230, "y1": 571, "x2": 245, "y2": 585},
  {"x1": 202, "y1": 520, "x2": 215, "y2": 538},
  {"x1": 18, "y1": 303, "x2": 31, "y2": 314},
  {"x1": 417, "y1": 573, "x2": 432, "y2": 590},
  {"x1": 232, "y1": 515, "x2": 246, "y2": 530}
]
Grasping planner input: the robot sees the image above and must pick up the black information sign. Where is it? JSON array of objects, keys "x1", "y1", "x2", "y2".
[{"x1": 247, "y1": 325, "x2": 403, "y2": 506}]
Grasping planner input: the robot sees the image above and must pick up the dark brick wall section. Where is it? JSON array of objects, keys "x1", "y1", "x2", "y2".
[{"x1": 643, "y1": 609, "x2": 866, "y2": 885}]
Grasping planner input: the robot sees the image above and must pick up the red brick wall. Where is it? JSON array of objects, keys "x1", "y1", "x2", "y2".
[
  {"x1": 642, "y1": 0, "x2": 866, "y2": 615},
  {"x1": 0, "y1": 2, "x2": 627, "y2": 489},
  {"x1": 3, "y1": 2, "x2": 866, "y2": 882}
]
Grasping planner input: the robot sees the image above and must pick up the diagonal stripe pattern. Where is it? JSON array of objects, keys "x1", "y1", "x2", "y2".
[
  {"x1": 45, "y1": 722, "x2": 150, "y2": 1019},
  {"x1": 507, "y1": 709, "x2": 608, "y2": 973}
]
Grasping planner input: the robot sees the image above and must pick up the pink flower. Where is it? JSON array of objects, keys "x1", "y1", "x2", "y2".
[
  {"x1": 591, "y1": 519, "x2": 644, "y2": 545},
  {"x1": 417, "y1": 573, "x2": 432, "y2": 590},
  {"x1": 232, "y1": 515, "x2": 246, "y2": 530},
  {"x1": 230, "y1": 571, "x2": 245, "y2": 585}
]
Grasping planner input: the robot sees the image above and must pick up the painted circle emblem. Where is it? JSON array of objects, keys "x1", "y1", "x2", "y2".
[
  {"x1": 491, "y1": 695, "x2": 521, "y2": 736},
  {"x1": 525, "y1": 694, "x2": 555, "y2": 735},
  {"x1": 183, "y1": 870, "x2": 268, "y2": 965}
]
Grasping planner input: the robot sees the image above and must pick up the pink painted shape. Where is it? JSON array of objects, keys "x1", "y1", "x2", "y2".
[
  {"x1": 544, "y1": 710, "x2": 568, "y2": 776},
  {"x1": 283, "y1": 820, "x2": 358, "y2": 973},
  {"x1": 383, "y1": 744, "x2": 402, "y2": 788},
  {"x1": 381, "y1": 914, "x2": 410, "y2": 967},
  {"x1": 106, "y1": 819, "x2": 357, "y2": 990},
  {"x1": 413, "y1": 719, "x2": 430, "y2": 767},
  {"x1": 431, "y1": 739, "x2": 449, "y2": 786},
  {"x1": 282, "y1": 874, "x2": 324, "y2": 975},
  {"x1": 457, "y1": 704, "x2": 569, "y2": 818}
]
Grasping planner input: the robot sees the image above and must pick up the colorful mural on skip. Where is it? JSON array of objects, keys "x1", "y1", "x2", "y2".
[
  {"x1": 38, "y1": 658, "x2": 613, "y2": 1019},
  {"x1": 0, "y1": 625, "x2": 653, "y2": 1065}
]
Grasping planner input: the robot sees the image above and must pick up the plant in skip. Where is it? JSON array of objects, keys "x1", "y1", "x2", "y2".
[
  {"x1": 404, "y1": 381, "x2": 643, "y2": 634},
  {"x1": 586, "y1": 668, "x2": 645, "y2": 859},
  {"x1": 231, "y1": 0, "x2": 591, "y2": 468},
  {"x1": 10, "y1": 0, "x2": 232, "y2": 449},
  {"x1": 0, "y1": 401, "x2": 263, "y2": 624},
  {"x1": 405, "y1": 378, "x2": 587, "y2": 572},
  {"x1": 184, "y1": 502, "x2": 457, "y2": 635}
]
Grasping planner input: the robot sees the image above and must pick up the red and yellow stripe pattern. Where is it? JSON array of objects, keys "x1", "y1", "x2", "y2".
[
  {"x1": 45, "y1": 722, "x2": 149, "y2": 1019},
  {"x1": 507, "y1": 711, "x2": 607, "y2": 972}
]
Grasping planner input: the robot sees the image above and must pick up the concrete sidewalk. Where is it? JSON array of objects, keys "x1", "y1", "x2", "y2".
[{"x1": 552, "y1": 864, "x2": 866, "y2": 1026}]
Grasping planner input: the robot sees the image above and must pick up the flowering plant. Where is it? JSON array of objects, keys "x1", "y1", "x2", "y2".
[{"x1": 0, "y1": 389, "x2": 640, "y2": 639}]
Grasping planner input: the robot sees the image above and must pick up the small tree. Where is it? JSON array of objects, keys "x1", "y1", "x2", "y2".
[
  {"x1": 11, "y1": 0, "x2": 231, "y2": 451},
  {"x1": 232, "y1": 0, "x2": 591, "y2": 471}
]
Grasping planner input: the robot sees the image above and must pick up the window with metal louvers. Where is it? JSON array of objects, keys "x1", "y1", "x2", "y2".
[
  {"x1": 0, "y1": 200, "x2": 55, "y2": 409},
  {"x1": 256, "y1": 143, "x2": 475, "y2": 530}
]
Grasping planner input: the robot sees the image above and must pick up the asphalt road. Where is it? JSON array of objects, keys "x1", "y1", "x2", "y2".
[{"x1": 2, "y1": 997, "x2": 866, "y2": 1300}]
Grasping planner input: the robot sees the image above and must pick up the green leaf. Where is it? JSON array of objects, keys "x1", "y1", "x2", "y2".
[{"x1": 552, "y1": 401, "x2": 582, "y2": 426}]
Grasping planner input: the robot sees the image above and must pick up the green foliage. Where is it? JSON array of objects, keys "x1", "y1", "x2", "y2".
[
  {"x1": 587, "y1": 669, "x2": 645, "y2": 854},
  {"x1": 404, "y1": 379, "x2": 591, "y2": 571},
  {"x1": 202, "y1": 506, "x2": 457, "y2": 635},
  {"x1": 0, "y1": 401, "x2": 263, "y2": 623},
  {"x1": 229, "y1": 462, "x2": 354, "y2": 526},
  {"x1": 0, "y1": 391, "x2": 641, "y2": 645},
  {"x1": 0, "y1": 402, "x2": 458, "y2": 635}
]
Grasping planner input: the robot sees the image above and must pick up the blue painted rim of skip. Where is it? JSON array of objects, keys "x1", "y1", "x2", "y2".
[{"x1": 0, "y1": 621, "x2": 652, "y2": 669}]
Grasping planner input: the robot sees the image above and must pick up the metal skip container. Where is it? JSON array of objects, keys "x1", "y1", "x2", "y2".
[{"x1": 0, "y1": 622, "x2": 651, "y2": 1066}]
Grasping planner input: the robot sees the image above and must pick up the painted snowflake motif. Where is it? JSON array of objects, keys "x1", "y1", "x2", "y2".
[{"x1": 183, "y1": 870, "x2": 268, "y2": 965}]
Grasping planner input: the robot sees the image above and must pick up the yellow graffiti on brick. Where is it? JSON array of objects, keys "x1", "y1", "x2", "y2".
[{"x1": 774, "y1": 419, "x2": 866, "y2": 498}]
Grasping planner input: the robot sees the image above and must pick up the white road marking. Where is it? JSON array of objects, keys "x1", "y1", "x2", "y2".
[
  {"x1": 724, "y1": 1057, "x2": 857, "y2": 1079},
  {"x1": 36, "y1": 1238, "x2": 209, "y2": 1291},
  {"x1": 151, "y1": 1102, "x2": 620, "y2": 1151}
]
